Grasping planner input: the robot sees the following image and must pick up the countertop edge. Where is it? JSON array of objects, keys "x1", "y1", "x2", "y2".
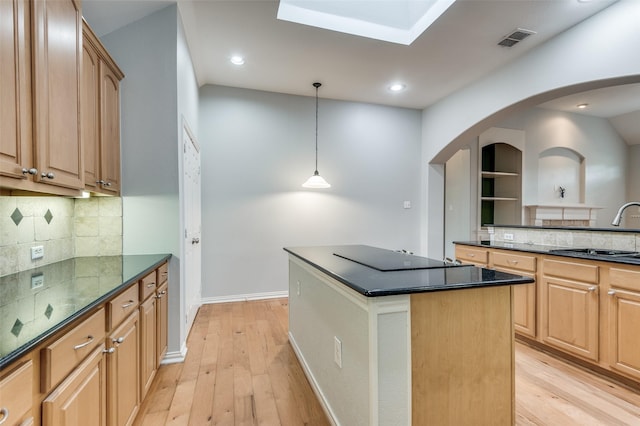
[{"x1": 0, "y1": 254, "x2": 172, "y2": 370}]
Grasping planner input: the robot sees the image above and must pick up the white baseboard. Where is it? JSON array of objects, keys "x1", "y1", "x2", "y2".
[
  {"x1": 288, "y1": 332, "x2": 339, "y2": 426},
  {"x1": 160, "y1": 341, "x2": 188, "y2": 365},
  {"x1": 201, "y1": 290, "x2": 288, "y2": 304}
]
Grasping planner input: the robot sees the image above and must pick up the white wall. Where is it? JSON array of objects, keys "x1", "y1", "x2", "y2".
[
  {"x1": 199, "y1": 85, "x2": 422, "y2": 299},
  {"x1": 421, "y1": 0, "x2": 640, "y2": 256},
  {"x1": 101, "y1": 4, "x2": 198, "y2": 359}
]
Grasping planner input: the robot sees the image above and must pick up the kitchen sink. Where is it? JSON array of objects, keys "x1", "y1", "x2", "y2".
[{"x1": 549, "y1": 248, "x2": 640, "y2": 259}]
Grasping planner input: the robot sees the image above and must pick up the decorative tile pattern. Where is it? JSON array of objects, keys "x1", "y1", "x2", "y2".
[
  {"x1": 44, "y1": 209, "x2": 53, "y2": 224},
  {"x1": 11, "y1": 318, "x2": 23, "y2": 337},
  {"x1": 45, "y1": 304, "x2": 53, "y2": 319},
  {"x1": 10, "y1": 208, "x2": 23, "y2": 226}
]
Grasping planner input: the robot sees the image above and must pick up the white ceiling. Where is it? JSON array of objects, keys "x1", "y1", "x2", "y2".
[{"x1": 83, "y1": 0, "x2": 640, "y2": 144}]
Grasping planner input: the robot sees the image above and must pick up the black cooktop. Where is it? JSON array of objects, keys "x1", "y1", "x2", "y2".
[{"x1": 333, "y1": 245, "x2": 463, "y2": 272}]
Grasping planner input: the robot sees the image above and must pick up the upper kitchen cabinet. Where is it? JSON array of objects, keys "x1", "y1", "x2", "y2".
[
  {"x1": 0, "y1": 0, "x2": 33, "y2": 184},
  {"x1": 83, "y1": 22, "x2": 124, "y2": 195},
  {"x1": 1, "y1": 0, "x2": 84, "y2": 195}
]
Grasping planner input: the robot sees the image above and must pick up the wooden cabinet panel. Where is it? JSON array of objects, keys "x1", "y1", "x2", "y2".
[
  {"x1": 158, "y1": 262, "x2": 168, "y2": 286},
  {"x1": 608, "y1": 267, "x2": 640, "y2": 380},
  {"x1": 156, "y1": 282, "x2": 168, "y2": 365},
  {"x1": 99, "y1": 62, "x2": 122, "y2": 194},
  {"x1": 42, "y1": 344, "x2": 107, "y2": 426},
  {"x1": 108, "y1": 284, "x2": 139, "y2": 330},
  {"x1": 139, "y1": 295, "x2": 157, "y2": 400},
  {"x1": 32, "y1": 0, "x2": 84, "y2": 190},
  {"x1": 82, "y1": 27, "x2": 100, "y2": 192},
  {"x1": 454, "y1": 245, "x2": 488, "y2": 266},
  {"x1": 41, "y1": 308, "x2": 106, "y2": 392},
  {"x1": 541, "y1": 277, "x2": 599, "y2": 361},
  {"x1": 0, "y1": 360, "x2": 33, "y2": 426},
  {"x1": 543, "y1": 258, "x2": 598, "y2": 284},
  {"x1": 0, "y1": 0, "x2": 32, "y2": 181},
  {"x1": 107, "y1": 311, "x2": 140, "y2": 426},
  {"x1": 140, "y1": 271, "x2": 157, "y2": 302},
  {"x1": 82, "y1": 22, "x2": 123, "y2": 195},
  {"x1": 492, "y1": 251, "x2": 536, "y2": 273}
]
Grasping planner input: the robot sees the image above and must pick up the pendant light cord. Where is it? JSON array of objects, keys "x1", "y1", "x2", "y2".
[{"x1": 313, "y1": 82, "x2": 321, "y2": 173}]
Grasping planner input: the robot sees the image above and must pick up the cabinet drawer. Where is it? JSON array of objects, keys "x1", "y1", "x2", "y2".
[
  {"x1": 41, "y1": 308, "x2": 105, "y2": 392},
  {"x1": 158, "y1": 262, "x2": 168, "y2": 286},
  {"x1": 109, "y1": 284, "x2": 139, "y2": 330},
  {"x1": 492, "y1": 251, "x2": 536, "y2": 273},
  {"x1": 0, "y1": 360, "x2": 33, "y2": 426},
  {"x1": 140, "y1": 270, "x2": 157, "y2": 301},
  {"x1": 543, "y1": 258, "x2": 598, "y2": 284},
  {"x1": 455, "y1": 246, "x2": 488, "y2": 265},
  {"x1": 609, "y1": 267, "x2": 640, "y2": 292}
]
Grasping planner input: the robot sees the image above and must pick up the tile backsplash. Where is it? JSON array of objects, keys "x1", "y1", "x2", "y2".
[{"x1": 0, "y1": 196, "x2": 123, "y2": 276}]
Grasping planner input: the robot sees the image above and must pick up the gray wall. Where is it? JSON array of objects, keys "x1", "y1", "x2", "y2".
[
  {"x1": 199, "y1": 85, "x2": 422, "y2": 299},
  {"x1": 101, "y1": 4, "x2": 198, "y2": 357}
]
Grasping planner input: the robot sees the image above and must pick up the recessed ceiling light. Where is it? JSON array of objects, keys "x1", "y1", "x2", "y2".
[
  {"x1": 577, "y1": 103, "x2": 588, "y2": 109},
  {"x1": 230, "y1": 55, "x2": 245, "y2": 66},
  {"x1": 389, "y1": 83, "x2": 406, "y2": 92}
]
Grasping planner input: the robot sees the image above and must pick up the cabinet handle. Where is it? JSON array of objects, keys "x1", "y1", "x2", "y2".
[
  {"x1": 467, "y1": 253, "x2": 475, "y2": 257},
  {"x1": 21, "y1": 167, "x2": 37, "y2": 175},
  {"x1": 103, "y1": 181, "x2": 112, "y2": 187},
  {"x1": 156, "y1": 290, "x2": 167, "y2": 299},
  {"x1": 112, "y1": 337, "x2": 125, "y2": 344},
  {"x1": 103, "y1": 348, "x2": 116, "y2": 354},
  {"x1": 192, "y1": 237, "x2": 200, "y2": 244},
  {"x1": 96, "y1": 179, "x2": 105, "y2": 185},
  {"x1": 608, "y1": 290, "x2": 617, "y2": 296},
  {"x1": 508, "y1": 259, "x2": 518, "y2": 264},
  {"x1": 73, "y1": 335, "x2": 94, "y2": 350},
  {"x1": 121, "y1": 300, "x2": 136, "y2": 308},
  {"x1": 587, "y1": 286, "x2": 597, "y2": 292},
  {"x1": 0, "y1": 407, "x2": 8, "y2": 424},
  {"x1": 41, "y1": 172, "x2": 55, "y2": 179},
  {"x1": 147, "y1": 283, "x2": 156, "y2": 288}
]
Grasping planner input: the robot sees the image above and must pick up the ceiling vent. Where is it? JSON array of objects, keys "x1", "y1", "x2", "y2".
[{"x1": 498, "y1": 28, "x2": 536, "y2": 47}]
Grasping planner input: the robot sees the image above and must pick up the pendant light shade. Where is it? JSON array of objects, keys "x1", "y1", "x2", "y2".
[{"x1": 302, "y1": 82, "x2": 331, "y2": 188}]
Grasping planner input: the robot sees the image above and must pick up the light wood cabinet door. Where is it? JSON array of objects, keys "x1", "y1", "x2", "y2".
[
  {"x1": 0, "y1": 0, "x2": 33, "y2": 181},
  {"x1": 156, "y1": 282, "x2": 168, "y2": 365},
  {"x1": 82, "y1": 26, "x2": 100, "y2": 192},
  {"x1": 139, "y1": 295, "x2": 157, "y2": 400},
  {"x1": 491, "y1": 250, "x2": 537, "y2": 338},
  {"x1": 541, "y1": 276, "x2": 599, "y2": 361},
  {"x1": 99, "y1": 61, "x2": 121, "y2": 194},
  {"x1": 106, "y1": 311, "x2": 139, "y2": 426},
  {"x1": 608, "y1": 267, "x2": 640, "y2": 380},
  {"x1": 0, "y1": 360, "x2": 33, "y2": 426},
  {"x1": 42, "y1": 344, "x2": 107, "y2": 426},
  {"x1": 32, "y1": 0, "x2": 84, "y2": 190},
  {"x1": 454, "y1": 245, "x2": 488, "y2": 267}
]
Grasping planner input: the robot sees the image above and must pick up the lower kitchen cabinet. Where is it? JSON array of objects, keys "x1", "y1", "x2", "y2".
[
  {"x1": 156, "y1": 282, "x2": 168, "y2": 366},
  {"x1": 608, "y1": 267, "x2": 640, "y2": 380},
  {"x1": 42, "y1": 345, "x2": 107, "y2": 426},
  {"x1": 107, "y1": 311, "x2": 140, "y2": 426},
  {"x1": 0, "y1": 360, "x2": 34, "y2": 426},
  {"x1": 541, "y1": 258, "x2": 600, "y2": 362},
  {"x1": 139, "y1": 295, "x2": 157, "y2": 400}
]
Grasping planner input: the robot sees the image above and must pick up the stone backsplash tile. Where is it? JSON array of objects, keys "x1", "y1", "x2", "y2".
[{"x1": 0, "y1": 196, "x2": 123, "y2": 276}]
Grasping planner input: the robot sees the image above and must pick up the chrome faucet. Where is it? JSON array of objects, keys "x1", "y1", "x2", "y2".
[{"x1": 611, "y1": 201, "x2": 640, "y2": 226}]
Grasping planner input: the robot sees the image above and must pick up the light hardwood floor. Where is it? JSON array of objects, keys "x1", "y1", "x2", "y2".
[{"x1": 134, "y1": 298, "x2": 640, "y2": 425}]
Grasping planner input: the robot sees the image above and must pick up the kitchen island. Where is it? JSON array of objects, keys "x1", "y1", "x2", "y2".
[{"x1": 284, "y1": 245, "x2": 533, "y2": 426}]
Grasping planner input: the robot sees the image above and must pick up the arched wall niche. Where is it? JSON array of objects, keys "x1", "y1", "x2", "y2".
[{"x1": 537, "y1": 147, "x2": 585, "y2": 205}]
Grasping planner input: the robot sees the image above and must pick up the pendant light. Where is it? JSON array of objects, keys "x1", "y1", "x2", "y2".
[{"x1": 302, "y1": 82, "x2": 331, "y2": 188}]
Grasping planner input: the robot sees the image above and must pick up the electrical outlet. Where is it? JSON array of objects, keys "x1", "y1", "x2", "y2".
[
  {"x1": 503, "y1": 233, "x2": 514, "y2": 241},
  {"x1": 403, "y1": 201, "x2": 411, "y2": 209},
  {"x1": 334, "y1": 336, "x2": 342, "y2": 368},
  {"x1": 31, "y1": 273, "x2": 44, "y2": 289},
  {"x1": 31, "y1": 245, "x2": 44, "y2": 260}
]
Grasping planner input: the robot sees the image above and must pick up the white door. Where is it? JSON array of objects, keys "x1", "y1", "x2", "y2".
[{"x1": 182, "y1": 122, "x2": 201, "y2": 332}]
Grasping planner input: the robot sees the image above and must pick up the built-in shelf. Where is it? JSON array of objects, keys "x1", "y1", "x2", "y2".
[
  {"x1": 482, "y1": 197, "x2": 519, "y2": 201},
  {"x1": 481, "y1": 171, "x2": 519, "y2": 178}
]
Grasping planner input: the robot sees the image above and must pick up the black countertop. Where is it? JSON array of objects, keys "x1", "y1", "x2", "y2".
[
  {"x1": 0, "y1": 254, "x2": 171, "y2": 370},
  {"x1": 284, "y1": 245, "x2": 533, "y2": 297},
  {"x1": 454, "y1": 240, "x2": 640, "y2": 266}
]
